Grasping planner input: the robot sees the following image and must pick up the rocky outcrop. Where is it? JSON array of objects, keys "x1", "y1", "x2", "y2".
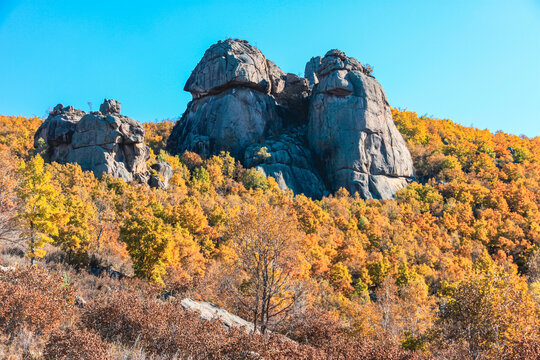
[
  {"x1": 307, "y1": 50, "x2": 414, "y2": 199},
  {"x1": 35, "y1": 100, "x2": 155, "y2": 184},
  {"x1": 181, "y1": 298, "x2": 256, "y2": 334},
  {"x1": 167, "y1": 39, "x2": 414, "y2": 199}
]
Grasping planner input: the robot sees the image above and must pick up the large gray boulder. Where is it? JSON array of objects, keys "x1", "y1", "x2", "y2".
[
  {"x1": 35, "y1": 100, "x2": 150, "y2": 183},
  {"x1": 307, "y1": 50, "x2": 414, "y2": 199},
  {"x1": 180, "y1": 298, "x2": 256, "y2": 334}
]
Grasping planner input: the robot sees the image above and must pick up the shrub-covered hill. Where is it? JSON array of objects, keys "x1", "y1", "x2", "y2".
[{"x1": 0, "y1": 109, "x2": 538, "y2": 359}]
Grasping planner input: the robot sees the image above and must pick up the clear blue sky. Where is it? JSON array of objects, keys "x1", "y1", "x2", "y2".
[{"x1": 1, "y1": 0, "x2": 539, "y2": 136}]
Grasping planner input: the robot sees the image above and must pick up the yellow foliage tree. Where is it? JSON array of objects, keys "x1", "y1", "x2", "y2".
[
  {"x1": 0, "y1": 145, "x2": 19, "y2": 243},
  {"x1": 17, "y1": 155, "x2": 66, "y2": 264},
  {"x1": 121, "y1": 194, "x2": 205, "y2": 285},
  {"x1": 437, "y1": 258, "x2": 539, "y2": 359}
]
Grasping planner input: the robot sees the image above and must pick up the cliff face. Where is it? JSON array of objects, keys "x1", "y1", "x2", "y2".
[{"x1": 167, "y1": 39, "x2": 415, "y2": 199}]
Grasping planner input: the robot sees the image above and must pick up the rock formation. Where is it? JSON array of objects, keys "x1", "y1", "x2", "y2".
[
  {"x1": 167, "y1": 39, "x2": 414, "y2": 199},
  {"x1": 166, "y1": 39, "x2": 326, "y2": 198},
  {"x1": 244, "y1": 129, "x2": 326, "y2": 199},
  {"x1": 35, "y1": 100, "x2": 162, "y2": 186},
  {"x1": 167, "y1": 39, "x2": 282, "y2": 161}
]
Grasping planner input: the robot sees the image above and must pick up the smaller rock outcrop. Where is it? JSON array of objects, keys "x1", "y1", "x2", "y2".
[
  {"x1": 148, "y1": 162, "x2": 173, "y2": 189},
  {"x1": 99, "y1": 99, "x2": 121, "y2": 115},
  {"x1": 34, "y1": 100, "x2": 176, "y2": 188}
]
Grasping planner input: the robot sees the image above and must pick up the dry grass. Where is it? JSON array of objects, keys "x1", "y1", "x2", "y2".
[
  {"x1": 43, "y1": 328, "x2": 110, "y2": 360},
  {"x1": 0, "y1": 267, "x2": 74, "y2": 338}
]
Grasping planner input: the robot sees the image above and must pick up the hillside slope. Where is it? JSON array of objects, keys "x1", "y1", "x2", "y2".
[{"x1": 0, "y1": 109, "x2": 538, "y2": 359}]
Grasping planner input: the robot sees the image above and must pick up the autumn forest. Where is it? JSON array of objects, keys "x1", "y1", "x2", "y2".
[{"x1": 0, "y1": 109, "x2": 539, "y2": 359}]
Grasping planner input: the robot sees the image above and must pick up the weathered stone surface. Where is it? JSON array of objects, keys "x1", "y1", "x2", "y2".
[
  {"x1": 307, "y1": 51, "x2": 414, "y2": 199},
  {"x1": 35, "y1": 100, "x2": 149, "y2": 183},
  {"x1": 148, "y1": 162, "x2": 173, "y2": 189},
  {"x1": 267, "y1": 59, "x2": 286, "y2": 95},
  {"x1": 181, "y1": 298, "x2": 256, "y2": 334},
  {"x1": 34, "y1": 104, "x2": 85, "y2": 162},
  {"x1": 304, "y1": 56, "x2": 321, "y2": 88},
  {"x1": 0, "y1": 265, "x2": 16, "y2": 273},
  {"x1": 167, "y1": 39, "x2": 414, "y2": 199},
  {"x1": 99, "y1": 99, "x2": 121, "y2": 115}
]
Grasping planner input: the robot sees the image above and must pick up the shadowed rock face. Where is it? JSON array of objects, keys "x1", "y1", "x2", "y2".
[
  {"x1": 35, "y1": 100, "x2": 149, "y2": 183},
  {"x1": 167, "y1": 39, "x2": 414, "y2": 199},
  {"x1": 169, "y1": 87, "x2": 283, "y2": 161},
  {"x1": 244, "y1": 127, "x2": 326, "y2": 199}
]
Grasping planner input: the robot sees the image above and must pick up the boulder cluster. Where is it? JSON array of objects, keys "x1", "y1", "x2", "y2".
[
  {"x1": 35, "y1": 99, "x2": 172, "y2": 189},
  {"x1": 166, "y1": 39, "x2": 414, "y2": 199}
]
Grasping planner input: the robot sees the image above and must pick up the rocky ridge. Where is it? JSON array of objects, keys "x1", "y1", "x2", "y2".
[{"x1": 167, "y1": 39, "x2": 414, "y2": 199}]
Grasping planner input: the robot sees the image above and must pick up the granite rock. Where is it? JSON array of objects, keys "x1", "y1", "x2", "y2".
[
  {"x1": 149, "y1": 162, "x2": 173, "y2": 189},
  {"x1": 167, "y1": 39, "x2": 414, "y2": 199},
  {"x1": 244, "y1": 128, "x2": 326, "y2": 198},
  {"x1": 181, "y1": 298, "x2": 256, "y2": 334},
  {"x1": 99, "y1": 99, "x2": 121, "y2": 115},
  {"x1": 167, "y1": 87, "x2": 282, "y2": 161}
]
